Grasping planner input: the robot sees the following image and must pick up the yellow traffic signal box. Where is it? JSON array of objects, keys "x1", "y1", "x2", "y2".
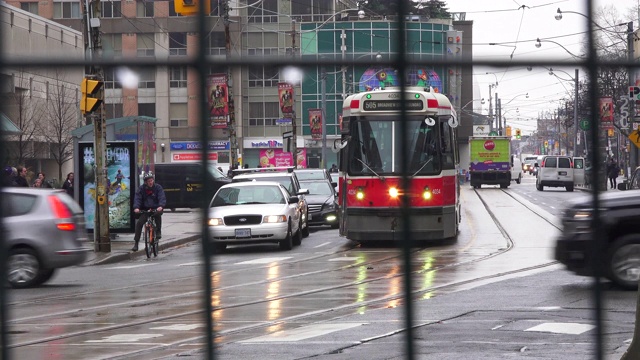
[
  {"x1": 505, "y1": 126, "x2": 512, "y2": 137},
  {"x1": 81, "y1": 78, "x2": 102, "y2": 114},
  {"x1": 174, "y1": 0, "x2": 211, "y2": 16}
]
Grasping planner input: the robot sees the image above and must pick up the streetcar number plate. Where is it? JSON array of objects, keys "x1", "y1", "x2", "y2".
[
  {"x1": 558, "y1": 171, "x2": 567, "y2": 176},
  {"x1": 235, "y1": 229, "x2": 251, "y2": 238}
]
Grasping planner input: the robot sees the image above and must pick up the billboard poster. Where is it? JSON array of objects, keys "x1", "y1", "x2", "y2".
[
  {"x1": 207, "y1": 73, "x2": 229, "y2": 129},
  {"x1": 599, "y1": 96, "x2": 614, "y2": 130},
  {"x1": 278, "y1": 82, "x2": 294, "y2": 115},
  {"x1": 309, "y1": 108, "x2": 322, "y2": 140},
  {"x1": 79, "y1": 142, "x2": 135, "y2": 233},
  {"x1": 259, "y1": 148, "x2": 307, "y2": 168}
]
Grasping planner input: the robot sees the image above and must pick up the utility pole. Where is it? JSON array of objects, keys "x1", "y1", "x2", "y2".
[
  {"x1": 573, "y1": 68, "x2": 579, "y2": 157},
  {"x1": 81, "y1": 0, "x2": 110, "y2": 252},
  {"x1": 627, "y1": 22, "x2": 637, "y2": 171},
  {"x1": 290, "y1": 20, "x2": 297, "y2": 167},
  {"x1": 488, "y1": 85, "x2": 493, "y2": 132},
  {"x1": 222, "y1": 1, "x2": 238, "y2": 169},
  {"x1": 321, "y1": 66, "x2": 327, "y2": 169},
  {"x1": 341, "y1": 29, "x2": 347, "y2": 99}
]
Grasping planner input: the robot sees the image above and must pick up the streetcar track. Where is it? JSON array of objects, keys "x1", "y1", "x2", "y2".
[{"x1": 9, "y1": 188, "x2": 561, "y2": 355}]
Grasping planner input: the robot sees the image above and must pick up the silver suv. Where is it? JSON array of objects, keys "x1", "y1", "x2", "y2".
[
  {"x1": 1, "y1": 188, "x2": 90, "y2": 288},
  {"x1": 535, "y1": 155, "x2": 574, "y2": 192}
]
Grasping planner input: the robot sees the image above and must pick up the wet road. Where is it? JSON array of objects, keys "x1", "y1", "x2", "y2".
[{"x1": 6, "y1": 182, "x2": 577, "y2": 359}]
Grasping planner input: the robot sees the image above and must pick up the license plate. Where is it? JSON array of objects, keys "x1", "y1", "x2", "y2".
[
  {"x1": 235, "y1": 228, "x2": 251, "y2": 238},
  {"x1": 558, "y1": 171, "x2": 567, "y2": 176}
]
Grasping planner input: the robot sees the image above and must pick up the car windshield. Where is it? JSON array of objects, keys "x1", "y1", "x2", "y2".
[
  {"x1": 237, "y1": 176, "x2": 295, "y2": 194},
  {"x1": 295, "y1": 171, "x2": 325, "y2": 181},
  {"x1": 211, "y1": 185, "x2": 285, "y2": 206},
  {"x1": 301, "y1": 181, "x2": 333, "y2": 196}
]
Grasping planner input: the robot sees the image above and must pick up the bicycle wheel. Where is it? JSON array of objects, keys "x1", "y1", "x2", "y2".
[
  {"x1": 152, "y1": 225, "x2": 158, "y2": 257},
  {"x1": 144, "y1": 224, "x2": 152, "y2": 259}
]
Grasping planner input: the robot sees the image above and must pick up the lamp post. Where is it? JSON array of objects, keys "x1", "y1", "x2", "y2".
[
  {"x1": 160, "y1": 143, "x2": 165, "y2": 163},
  {"x1": 499, "y1": 93, "x2": 528, "y2": 136},
  {"x1": 548, "y1": 67, "x2": 580, "y2": 157},
  {"x1": 485, "y1": 73, "x2": 498, "y2": 132}
]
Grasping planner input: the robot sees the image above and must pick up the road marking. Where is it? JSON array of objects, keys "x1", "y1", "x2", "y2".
[
  {"x1": 525, "y1": 322, "x2": 595, "y2": 335},
  {"x1": 106, "y1": 264, "x2": 158, "y2": 269},
  {"x1": 150, "y1": 324, "x2": 204, "y2": 331},
  {"x1": 240, "y1": 323, "x2": 366, "y2": 342},
  {"x1": 86, "y1": 334, "x2": 164, "y2": 343},
  {"x1": 177, "y1": 262, "x2": 202, "y2": 267},
  {"x1": 314, "y1": 242, "x2": 331, "y2": 248},
  {"x1": 236, "y1": 257, "x2": 292, "y2": 265},
  {"x1": 329, "y1": 257, "x2": 359, "y2": 262}
]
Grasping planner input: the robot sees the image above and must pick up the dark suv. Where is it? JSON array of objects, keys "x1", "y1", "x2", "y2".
[
  {"x1": 232, "y1": 168, "x2": 310, "y2": 237},
  {"x1": 555, "y1": 165, "x2": 640, "y2": 289}
]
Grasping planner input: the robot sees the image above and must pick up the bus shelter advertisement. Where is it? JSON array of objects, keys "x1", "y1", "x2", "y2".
[
  {"x1": 78, "y1": 142, "x2": 135, "y2": 233},
  {"x1": 259, "y1": 148, "x2": 307, "y2": 168},
  {"x1": 469, "y1": 138, "x2": 510, "y2": 171}
]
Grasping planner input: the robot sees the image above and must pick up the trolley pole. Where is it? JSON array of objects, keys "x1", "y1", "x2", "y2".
[{"x1": 81, "y1": 0, "x2": 110, "y2": 252}]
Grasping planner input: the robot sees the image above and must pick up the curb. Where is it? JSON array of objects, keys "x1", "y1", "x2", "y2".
[{"x1": 85, "y1": 235, "x2": 201, "y2": 266}]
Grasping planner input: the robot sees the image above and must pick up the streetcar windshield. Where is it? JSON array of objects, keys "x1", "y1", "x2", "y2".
[{"x1": 347, "y1": 115, "x2": 455, "y2": 176}]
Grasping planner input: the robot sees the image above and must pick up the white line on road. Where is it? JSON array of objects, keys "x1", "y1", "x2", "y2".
[
  {"x1": 177, "y1": 262, "x2": 202, "y2": 267},
  {"x1": 240, "y1": 323, "x2": 366, "y2": 342},
  {"x1": 150, "y1": 324, "x2": 204, "y2": 331},
  {"x1": 525, "y1": 322, "x2": 595, "y2": 335},
  {"x1": 106, "y1": 264, "x2": 159, "y2": 269},
  {"x1": 236, "y1": 257, "x2": 292, "y2": 265},
  {"x1": 314, "y1": 242, "x2": 331, "y2": 248},
  {"x1": 328, "y1": 257, "x2": 359, "y2": 262}
]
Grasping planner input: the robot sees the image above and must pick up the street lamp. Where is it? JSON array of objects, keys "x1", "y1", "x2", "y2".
[
  {"x1": 548, "y1": 67, "x2": 579, "y2": 157},
  {"x1": 499, "y1": 93, "x2": 528, "y2": 135},
  {"x1": 535, "y1": 38, "x2": 583, "y2": 60},
  {"x1": 160, "y1": 143, "x2": 165, "y2": 163}
]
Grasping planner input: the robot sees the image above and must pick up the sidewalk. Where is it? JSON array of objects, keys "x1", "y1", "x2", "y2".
[{"x1": 81, "y1": 209, "x2": 202, "y2": 266}]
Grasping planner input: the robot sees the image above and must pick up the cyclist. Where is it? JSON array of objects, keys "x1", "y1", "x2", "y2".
[{"x1": 131, "y1": 173, "x2": 167, "y2": 252}]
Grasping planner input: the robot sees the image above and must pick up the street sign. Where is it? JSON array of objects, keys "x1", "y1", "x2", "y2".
[
  {"x1": 579, "y1": 119, "x2": 590, "y2": 131},
  {"x1": 630, "y1": 86, "x2": 640, "y2": 100},
  {"x1": 629, "y1": 130, "x2": 640, "y2": 148}
]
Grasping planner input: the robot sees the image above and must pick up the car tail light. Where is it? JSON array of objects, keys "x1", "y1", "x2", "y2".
[{"x1": 48, "y1": 195, "x2": 76, "y2": 231}]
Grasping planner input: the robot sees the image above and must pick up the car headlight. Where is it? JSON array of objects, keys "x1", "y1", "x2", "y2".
[
  {"x1": 208, "y1": 218, "x2": 224, "y2": 226},
  {"x1": 573, "y1": 210, "x2": 593, "y2": 219},
  {"x1": 263, "y1": 215, "x2": 287, "y2": 223}
]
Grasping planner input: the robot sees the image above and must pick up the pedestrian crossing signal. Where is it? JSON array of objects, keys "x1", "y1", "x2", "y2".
[{"x1": 515, "y1": 129, "x2": 521, "y2": 139}]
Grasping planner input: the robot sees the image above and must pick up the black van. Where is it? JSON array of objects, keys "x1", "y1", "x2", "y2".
[{"x1": 154, "y1": 163, "x2": 231, "y2": 211}]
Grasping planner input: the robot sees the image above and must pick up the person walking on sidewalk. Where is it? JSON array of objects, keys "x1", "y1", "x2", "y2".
[
  {"x1": 131, "y1": 173, "x2": 166, "y2": 251},
  {"x1": 607, "y1": 159, "x2": 621, "y2": 189}
]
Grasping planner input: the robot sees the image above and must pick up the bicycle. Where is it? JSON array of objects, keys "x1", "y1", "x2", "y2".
[{"x1": 140, "y1": 209, "x2": 160, "y2": 258}]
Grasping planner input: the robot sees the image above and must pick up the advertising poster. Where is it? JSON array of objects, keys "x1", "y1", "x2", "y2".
[
  {"x1": 599, "y1": 97, "x2": 614, "y2": 130},
  {"x1": 278, "y1": 82, "x2": 294, "y2": 115},
  {"x1": 79, "y1": 142, "x2": 135, "y2": 233},
  {"x1": 259, "y1": 148, "x2": 307, "y2": 168},
  {"x1": 309, "y1": 108, "x2": 322, "y2": 140},
  {"x1": 208, "y1": 73, "x2": 229, "y2": 129}
]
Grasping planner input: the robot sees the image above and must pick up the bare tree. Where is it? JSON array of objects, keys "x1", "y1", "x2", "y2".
[
  {"x1": 41, "y1": 70, "x2": 80, "y2": 183},
  {"x1": 1, "y1": 70, "x2": 46, "y2": 166}
]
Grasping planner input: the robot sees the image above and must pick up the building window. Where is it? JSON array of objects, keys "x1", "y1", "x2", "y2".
[
  {"x1": 104, "y1": 68, "x2": 122, "y2": 89},
  {"x1": 247, "y1": 48, "x2": 278, "y2": 57},
  {"x1": 137, "y1": 34, "x2": 155, "y2": 57},
  {"x1": 20, "y1": 2, "x2": 38, "y2": 15},
  {"x1": 53, "y1": 1, "x2": 81, "y2": 19},
  {"x1": 170, "y1": 119, "x2": 188, "y2": 127},
  {"x1": 103, "y1": 34, "x2": 122, "y2": 58},
  {"x1": 248, "y1": 0, "x2": 277, "y2": 23},
  {"x1": 136, "y1": 67, "x2": 155, "y2": 89},
  {"x1": 248, "y1": 66, "x2": 279, "y2": 87},
  {"x1": 206, "y1": 32, "x2": 225, "y2": 56},
  {"x1": 169, "y1": 33, "x2": 187, "y2": 56},
  {"x1": 168, "y1": 1, "x2": 182, "y2": 17},
  {"x1": 170, "y1": 103, "x2": 187, "y2": 127},
  {"x1": 248, "y1": 102, "x2": 278, "y2": 129},
  {"x1": 101, "y1": 0, "x2": 121, "y2": 18},
  {"x1": 169, "y1": 67, "x2": 187, "y2": 88},
  {"x1": 105, "y1": 103, "x2": 123, "y2": 119},
  {"x1": 136, "y1": 0, "x2": 153, "y2": 17},
  {"x1": 291, "y1": 0, "x2": 324, "y2": 22},
  {"x1": 138, "y1": 103, "x2": 156, "y2": 117}
]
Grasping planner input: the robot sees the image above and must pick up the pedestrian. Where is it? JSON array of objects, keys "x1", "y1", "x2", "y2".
[
  {"x1": 607, "y1": 159, "x2": 620, "y2": 189},
  {"x1": 62, "y1": 172, "x2": 74, "y2": 197},
  {"x1": 131, "y1": 173, "x2": 166, "y2": 252},
  {"x1": 2, "y1": 166, "x2": 16, "y2": 187},
  {"x1": 329, "y1": 164, "x2": 338, "y2": 173},
  {"x1": 15, "y1": 166, "x2": 29, "y2": 187},
  {"x1": 35, "y1": 172, "x2": 52, "y2": 188},
  {"x1": 32, "y1": 178, "x2": 42, "y2": 188}
]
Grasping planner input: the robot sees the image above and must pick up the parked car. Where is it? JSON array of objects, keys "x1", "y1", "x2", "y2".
[
  {"x1": 1, "y1": 188, "x2": 90, "y2": 288},
  {"x1": 231, "y1": 167, "x2": 310, "y2": 237},
  {"x1": 555, "y1": 165, "x2": 640, "y2": 289},
  {"x1": 293, "y1": 168, "x2": 334, "y2": 184},
  {"x1": 535, "y1": 155, "x2": 574, "y2": 191},
  {"x1": 299, "y1": 179, "x2": 339, "y2": 228},
  {"x1": 208, "y1": 181, "x2": 303, "y2": 251},
  {"x1": 155, "y1": 163, "x2": 230, "y2": 211}
]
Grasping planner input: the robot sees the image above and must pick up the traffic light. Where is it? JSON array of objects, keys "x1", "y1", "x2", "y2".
[
  {"x1": 80, "y1": 77, "x2": 102, "y2": 115},
  {"x1": 515, "y1": 128, "x2": 521, "y2": 139},
  {"x1": 506, "y1": 126, "x2": 512, "y2": 137},
  {"x1": 174, "y1": 0, "x2": 211, "y2": 15}
]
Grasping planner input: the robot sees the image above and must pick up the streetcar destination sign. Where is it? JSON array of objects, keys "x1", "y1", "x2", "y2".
[{"x1": 363, "y1": 99, "x2": 424, "y2": 111}]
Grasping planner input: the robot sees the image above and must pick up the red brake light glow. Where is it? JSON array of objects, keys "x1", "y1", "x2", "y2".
[
  {"x1": 427, "y1": 99, "x2": 439, "y2": 108},
  {"x1": 48, "y1": 195, "x2": 75, "y2": 231},
  {"x1": 350, "y1": 99, "x2": 360, "y2": 109}
]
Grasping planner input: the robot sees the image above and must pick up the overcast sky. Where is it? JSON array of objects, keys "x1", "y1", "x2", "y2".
[{"x1": 446, "y1": 0, "x2": 638, "y2": 134}]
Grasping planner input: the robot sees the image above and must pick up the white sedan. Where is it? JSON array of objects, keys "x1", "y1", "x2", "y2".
[{"x1": 208, "y1": 181, "x2": 304, "y2": 252}]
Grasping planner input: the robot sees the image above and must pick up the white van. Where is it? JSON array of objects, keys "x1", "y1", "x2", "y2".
[
  {"x1": 511, "y1": 155, "x2": 522, "y2": 184},
  {"x1": 535, "y1": 155, "x2": 574, "y2": 192}
]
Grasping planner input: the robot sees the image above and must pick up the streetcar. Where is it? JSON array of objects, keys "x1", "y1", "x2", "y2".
[{"x1": 335, "y1": 87, "x2": 460, "y2": 242}]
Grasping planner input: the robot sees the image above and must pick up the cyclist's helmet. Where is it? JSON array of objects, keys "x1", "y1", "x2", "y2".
[{"x1": 143, "y1": 172, "x2": 154, "y2": 181}]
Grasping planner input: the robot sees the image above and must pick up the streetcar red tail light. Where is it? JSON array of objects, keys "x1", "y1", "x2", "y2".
[
  {"x1": 427, "y1": 99, "x2": 438, "y2": 108},
  {"x1": 350, "y1": 99, "x2": 360, "y2": 109}
]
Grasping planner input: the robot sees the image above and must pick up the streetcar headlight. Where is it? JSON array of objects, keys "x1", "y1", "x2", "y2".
[
  {"x1": 388, "y1": 187, "x2": 399, "y2": 198},
  {"x1": 208, "y1": 218, "x2": 224, "y2": 226},
  {"x1": 263, "y1": 215, "x2": 287, "y2": 223},
  {"x1": 356, "y1": 187, "x2": 365, "y2": 200},
  {"x1": 422, "y1": 187, "x2": 432, "y2": 200}
]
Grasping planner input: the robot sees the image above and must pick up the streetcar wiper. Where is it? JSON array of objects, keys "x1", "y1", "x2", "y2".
[
  {"x1": 411, "y1": 158, "x2": 433, "y2": 177},
  {"x1": 355, "y1": 158, "x2": 385, "y2": 181}
]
